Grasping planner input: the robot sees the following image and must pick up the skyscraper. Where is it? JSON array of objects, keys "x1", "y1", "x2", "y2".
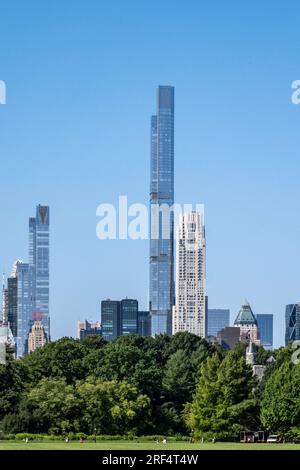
[
  {"x1": 29, "y1": 205, "x2": 50, "y2": 342},
  {"x1": 150, "y1": 86, "x2": 175, "y2": 336},
  {"x1": 207, "y1": 309, "x2": 230, "y2": 338},
  {"x1": 256, "y1": 314, "x2": 273, "y2": 348},
  {"x1": 5, "y1": 260, "x2": 21, "y2": 339},
  {"x1": 172, "y1": 212, "x2": 206, "y2": 337},
  {"x1": 16, "y1": 262, "x2": 35, "y2": 357},
  {"x1": 120, "y1": 298, "x2": 138, "y2": 336},
  {"x1": 101, "y1": 300, "x2": 120, "y2": 342},
  {"x1": 285, "y1": 303, "x2": 300, "y2": 345}
]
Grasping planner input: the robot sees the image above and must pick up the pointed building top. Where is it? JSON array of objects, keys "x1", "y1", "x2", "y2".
[{"x1": 234, "y1": 303, "x2": 257, "y2": 325}]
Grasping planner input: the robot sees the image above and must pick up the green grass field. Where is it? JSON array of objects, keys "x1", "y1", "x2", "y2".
[{"x1": 1, "y1": 440, "x2": 300, "y2": 450}]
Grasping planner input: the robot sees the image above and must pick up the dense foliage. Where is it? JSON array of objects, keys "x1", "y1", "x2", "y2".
[{"x1": 0, "y1": 333, "x2": 299, "y2": 439}]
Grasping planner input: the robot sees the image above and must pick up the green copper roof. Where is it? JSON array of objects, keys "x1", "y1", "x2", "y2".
[{"x1": 234, "y1": 303, "x2": 257, "y2": 325}]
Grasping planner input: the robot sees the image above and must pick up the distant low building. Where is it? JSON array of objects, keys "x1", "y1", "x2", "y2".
[
  {"x1": 77, "y1": 320, "x2": 102, "y2": 340},
  {"x1": 218, "y1": 326, "x2": 240, "y2": 350},
  {"x1": 28, "y1": 320, "x2": 47, "y2": 353}
]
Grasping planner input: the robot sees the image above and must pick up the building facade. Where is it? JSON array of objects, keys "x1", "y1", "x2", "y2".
[
  {"x1": 77, "y1": 320, "x2": 102, "y2": 340},
  {"x1": 101, "y1": 300, "x2": 121, "y2": 342},
  {"x1": 285, "y1": 303, "x2": 300, "y2": 345},
  {"x1": 207, "y1": 308, "x2": 230, "y2": 338},
  {"x1": 121, "y1": 299, "x2": 138, "y2": 336},
  {"x1": 218, "y1": 326, "x2": 240, "y2": 350},
  {"x1": 28, "y1": 320, "x2": 47, "y2": 353},
  {"x1": 138, "y1": 311, "x2": 151, "y2": 337},
  {"x1": 16, "y1": 262, "x2": 35, "y2": 357},
  {"x1": 256, "y1": 314, "x2": 273, "y2": 348},
  {"x1": 150, "y1": 86, "x2": 175, "y2": 336},
  {"x1": 234, "y1": 302, "x2": 260, "y2": 345},
  {"x1": 29, "y1": 205, "x2": 50, "y2": 342},
  {"x1": 172, "y1": 212, "x2": 206, "y2": 337}
]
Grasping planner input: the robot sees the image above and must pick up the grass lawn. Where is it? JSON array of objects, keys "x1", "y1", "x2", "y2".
[{"x1": 1, "y1": 441, "x2": 300, "y2": 450}]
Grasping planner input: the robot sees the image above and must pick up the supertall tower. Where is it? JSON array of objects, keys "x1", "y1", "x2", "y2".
[
  {"x1": 172, "y1": 212, "x2": 206, "y2": 337},
  {"x1": 29, "y1": 205, "x2": 50, "y2": 342},
  {"x1": 149, "y1": 86, "x2": 175, "y2": 336}
]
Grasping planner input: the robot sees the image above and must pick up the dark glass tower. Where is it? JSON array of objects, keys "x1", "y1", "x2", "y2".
[
  {"x1": 150, "y1": 86, "x2": 175, "y2": 336},
  {"x1": 101, "y1": 300, "x2": 121, "y2": 341},
  {"x1": 121, "y1": 299, "x2": 138, "y2": 336},
  {"x1": 7, "y1": 276, "x2": 18, "y2": 338},
  {"x1": 285, "y1": 303, "x2": 300, "y2": 345}
]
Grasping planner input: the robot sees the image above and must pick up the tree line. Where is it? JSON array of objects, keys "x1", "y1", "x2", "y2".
[{"x1": 0, "y1": 332, "x2": 300, "y2": 440}]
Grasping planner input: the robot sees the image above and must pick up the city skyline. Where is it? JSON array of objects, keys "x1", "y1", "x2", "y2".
[{"x1": 1, "y1": 2, "x2": 300, "y2": 347}]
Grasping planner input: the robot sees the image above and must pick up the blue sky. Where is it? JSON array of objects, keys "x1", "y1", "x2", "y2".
[{"x1": 0, "y1": 1, "x2": 299, "y2": 347}]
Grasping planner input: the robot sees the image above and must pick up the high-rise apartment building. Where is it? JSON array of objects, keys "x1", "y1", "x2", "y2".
[
  {"x1": 29, "y1": 205, "x2": 50, "y2": 342},
  {"x1": 256, "y1": 314, "x2": 273, "y2": 348},
  {"x1": 150, "y1": 86, "x2": 175, "y2": 336},
  {"x1": 207, "y1": 309, "x2": 230, "y2": 338},
  {"x1": 28, "y1": 320, "x2": 47, "y2": 353},
  {"x1": 172, "y1": 212, "x2": 206, "y2": 337},
  {"x1": 285, "y1": 303, "x2": 300, "y2": 345},
  {"x1": 16, "y1": 262, "x2": 35, "y2": 357},
  {"x1": 15, "y1": 205, "x2": 50, "y2": 357}
]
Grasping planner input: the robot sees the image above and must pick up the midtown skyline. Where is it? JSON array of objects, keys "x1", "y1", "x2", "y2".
[{"x1": 1, "y1": 2, "x2": 300, "y2": 348}]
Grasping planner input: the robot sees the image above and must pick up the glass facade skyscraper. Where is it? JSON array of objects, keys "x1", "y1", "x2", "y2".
[
  {"x1": 121, "y1": 299, "x2": 138, "y2": 336},
  {"x1": 207, "y1": 309, "x2": 230, "y2": 338},
  {"x1": 16, "y1": 262, "x2": 35, "y2": 357},
  {"x1": 256, "y1": 314, "x2": 273, "y2": 348},
  {"x1": 15, "y1": 205, "x2": 50, "y2": 357},
  {"x1": 29, "y1": 205, "x2": 50, "y2": 342},
  {"x1": 101, "y1": 300, "x2": 121, "y2": 342},
  {"x1": 150, "y1": 86, "x2": 175, "y2": 336},
  {"x1": 285, "y1": 303, "x2": 300, "y2": 346}
]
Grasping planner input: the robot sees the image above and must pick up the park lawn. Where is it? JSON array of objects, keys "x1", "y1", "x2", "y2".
[{"x1": 1, "y1": 441, "x2": 300, "y2": 450}]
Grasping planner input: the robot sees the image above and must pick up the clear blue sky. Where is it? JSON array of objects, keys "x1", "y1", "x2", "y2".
[{"x1": 0, "y1": 1, "x2": 299, "y2": 347}]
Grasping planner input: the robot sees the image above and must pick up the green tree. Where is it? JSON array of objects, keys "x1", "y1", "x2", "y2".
[
  {"x1": 28, "y1": 377, "x2": 79, "y2": 434},
  {"x1": 260, "y1": 361, "x2": 300, "y2": 434},
  {"x1": 185, "y1": 352, "x2": 258, "y2": 440},
  {"x1": 76, "y1": 379, "x2": 150, "y2": 435},
  {"x1": 0, "y1": 354, "x2": 28, "y2": 420},
  {"x1": 22, "y1": 337, "x2": 88, "y2": 384}
]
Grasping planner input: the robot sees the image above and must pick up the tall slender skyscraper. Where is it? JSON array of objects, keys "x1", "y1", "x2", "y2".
[
  {"x1": 172, "y1": 212, "x2": 206, "y2": 337},
  {"x1": 16, "y1": 262, "x2": 35, "y2": 357},
  {"x1": 150, "y1": 86, "x2": 175, "y2": 336},
  {"x1": 29, "y1": 205, "x2": 50, "y2": 343}
]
